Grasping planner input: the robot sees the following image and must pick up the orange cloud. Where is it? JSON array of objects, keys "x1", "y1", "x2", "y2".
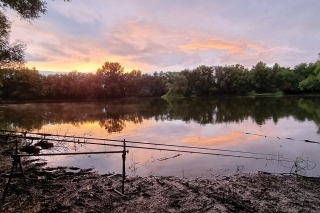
[
  {"x1": 9, "y1": 16, "x2": 147, "y2": 73},
  {"x1": 179, "y1": 39, "x2": 265, "y2": 55},
  {"x1": 247, "y1": 44, "x2": 264, "y2": 52},
  {"x1": 27, "y1": 57, "x2": 143, "y2": 73},
  {"x1": 180, "y1": 40, "x2": 235, "y2": 50}
]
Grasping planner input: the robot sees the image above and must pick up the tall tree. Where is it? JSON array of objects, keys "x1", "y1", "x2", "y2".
[
  {"x1": 0, "y1": 10, "x2": 25, "y2": 69},
  {"x1": 96, "y1": 62, "x2": 124, "y2": 98},
  {"x1": 0, "y1": 0, "x2": 70, "y2": 68}
]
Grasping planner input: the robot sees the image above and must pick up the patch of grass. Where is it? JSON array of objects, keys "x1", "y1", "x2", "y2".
[
  {"x1": 161, "y1": 93, "x2": 185, "y2": 100},
  {"x1": 246, "y1": 91, "x2": 284, "y2": 97},
  {"x1": 274, "y1": 91, "x2": 284, "y2": 96},
  {"x1": 247, "y1": 90, "x2": 256, "y2": 96}
]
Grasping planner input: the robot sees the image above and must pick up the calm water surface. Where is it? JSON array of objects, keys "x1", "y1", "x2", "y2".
[{"x1": 1, "y1": 96, "x2": 320, "y2": 177}]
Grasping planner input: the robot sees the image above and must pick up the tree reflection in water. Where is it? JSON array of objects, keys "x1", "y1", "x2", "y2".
[{"x1": 0, "y1": 96, "x2": 319, "y2": 134}]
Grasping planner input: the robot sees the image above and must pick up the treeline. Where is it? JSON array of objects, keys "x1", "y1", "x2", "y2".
[
  {"x1": 0, "y1": 61, "x2": 319, "y2": 100},
  {"x1": 165, "y1": 61, "x2": 320, "y2": 97}
]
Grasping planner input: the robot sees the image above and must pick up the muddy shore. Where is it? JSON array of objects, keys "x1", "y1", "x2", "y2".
[{"x1": 1, "y1": 156, "x2": 320, "y2": 213}]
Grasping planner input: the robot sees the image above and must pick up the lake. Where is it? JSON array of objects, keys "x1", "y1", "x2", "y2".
[{"x1": 1, "y1": 96, "x2": 320, "y2": 177}]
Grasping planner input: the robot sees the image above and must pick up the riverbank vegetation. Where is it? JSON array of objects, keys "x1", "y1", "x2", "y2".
[{"x1": 0, "y1": 61, "x2": 320, "y2": 101}]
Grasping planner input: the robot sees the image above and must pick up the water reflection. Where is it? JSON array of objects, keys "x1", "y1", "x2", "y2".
[
  {"x1": 0, "y1": 98, "x2": 166, "y2": 132},
  {"x1": 0, "y1": 97, "x2": 319, "y2": 132},
  {"x1": 1, "y1": 96, "x2": 320, "y2": 177}
]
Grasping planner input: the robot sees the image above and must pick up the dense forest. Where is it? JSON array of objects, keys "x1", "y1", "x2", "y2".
[{"x1": 0, "y1": 61, "x2": 320, "y2": 101}]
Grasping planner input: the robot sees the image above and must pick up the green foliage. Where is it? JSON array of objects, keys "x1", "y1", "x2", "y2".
[
  {"x1": 0, "y1": 0, "x2": 46, "y2": 20},
  {"x1": 1, "y1": 60, "x2": 320, "y2": 101},
  {"x1": 0, "y1": 0, "x2": 46, "y2": 69},
  {"x1": 1, "y1": 1, "x2": 319, "y2": 100},
  {"x1": 161, "y1": 61, "x2": 317, "y2": 98},
  {"x1": 161, "y1": 93, "x2": 184, "y2": 100},
  {"x1": 274, "y1": 91, "x2": 284, "y2": 97},
  {"x1": 165, "y1": 73, "x2": 188, "y2": 96},
  {"x1": 249, "y1": 61, "x2": 275, "y2": 93},
  {"x1": 123, "y1": 69, "x2": 141, "y2": 96},
  {"x1": 247, "y1": 90, "x2": 256, "y2": 96},
  {"x1": 1, "y1": 67, "x2": 43, "y2": 99},
  {"x1": 214, "y1": 64, "x2": 249, "y2": 95},
  {"x1": 299, "y1": 62, "x2": 320, "y2": 91},
  {"x1": 0, "y1": 11, "x2": 26, "y2": 69},
  {"x1": 96, "y1": 62, "x2": 124, "y2": 98},
  {"x1": 0, "y1": 0, "x2": 71, "y2": 69}
]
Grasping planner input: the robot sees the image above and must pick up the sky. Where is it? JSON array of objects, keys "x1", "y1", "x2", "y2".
[{"x1": 7, "y1": 0, "x2": 320, "y2": 74}]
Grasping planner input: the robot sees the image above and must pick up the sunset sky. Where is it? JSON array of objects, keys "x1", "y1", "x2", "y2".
[{"x1": 7, "y1": 0, "x2": 320, "y2": 74}]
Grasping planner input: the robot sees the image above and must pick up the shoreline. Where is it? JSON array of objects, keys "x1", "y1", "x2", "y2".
[
  {"x1": 1, "y1": 93, "x2": 320, "y2": 105},
  {"x1": 1, "y1": 159, "x2": 320, "y2": 213}
]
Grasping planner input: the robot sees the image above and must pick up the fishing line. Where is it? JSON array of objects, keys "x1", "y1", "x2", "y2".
[
  {"x1": 124, "y1": 144, "x2": 293, "y2": 162},
  {"x1": 1, "y1": 132, "x2": 293, "y2": 162},
  {"x1": 242, "y1": 132, "x2": 320, "y2": 144},
  {"x1": 1, "y1": 130, "x2": 278, "y2": 157}
]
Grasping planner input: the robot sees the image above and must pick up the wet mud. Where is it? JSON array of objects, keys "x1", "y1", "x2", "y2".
[{"x1": 1, "y1": 157, "x2": 320, "y2": 213}]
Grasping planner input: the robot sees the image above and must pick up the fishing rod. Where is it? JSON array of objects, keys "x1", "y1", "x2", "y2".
[
  {"x1": 2, "y1": 130, "x2": 319, "y2": 145},
  {"x1": 2, "y1": 135, "x2": 124, "y2": 148},
  {"x1": 1, "y1": 130, "x2": 278, "y2": 157},
  {"x1": 3, "y1": 134, "x2": 294, "y2": 162}
]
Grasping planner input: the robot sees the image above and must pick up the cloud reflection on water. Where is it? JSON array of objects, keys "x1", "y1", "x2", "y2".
[{"x1": 1, "y1": 96, "x2": 320, "y2": 177}]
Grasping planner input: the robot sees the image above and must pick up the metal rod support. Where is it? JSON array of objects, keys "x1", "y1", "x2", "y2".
[
  {"x1": 122, "y1": 139, "x2": 126, "y2": 194},
  {"x1": 18, "y1": 157, "x2": 27, "y2": 186},
  {"x1": 2, "y1": 159, "x2": 15, "y2": 205},
  {"x1": 1, "y1": 135, "x2": 128, "y2": 204},
  {"x1": 2, "y1": 155, "x2": 26, "y2": 205}
]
